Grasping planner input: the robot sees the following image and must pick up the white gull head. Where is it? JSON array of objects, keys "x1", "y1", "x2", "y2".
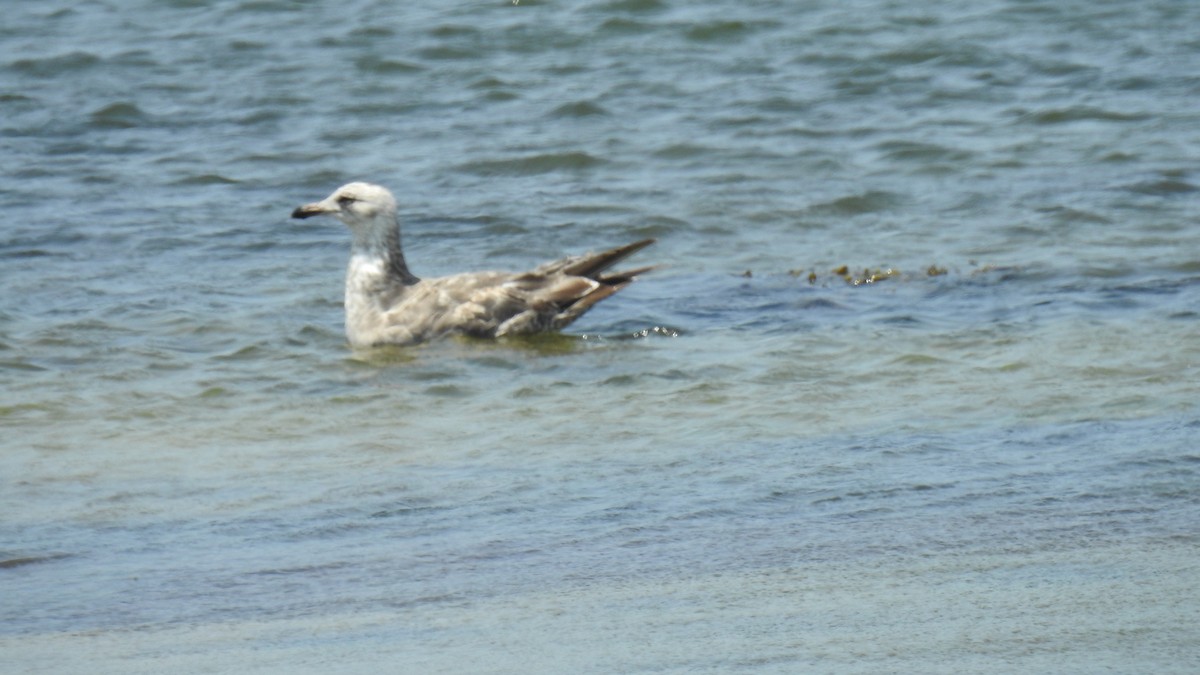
[
  {"x1": 292, "y1": 181, "x2": 419, "y2": 291},
  {"x1": 291, "y1": 181, "x2": 399, "y2": 238}
]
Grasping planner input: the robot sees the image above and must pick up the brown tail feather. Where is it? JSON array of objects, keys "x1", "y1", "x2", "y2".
[
  {"x1": 562, "y1": 238, "x2": 656, "y2": 278},
  {"x1": 597, "y1": 264, "x2": 658, "y2": 286},
  {"x1": 552, "y1": 283, "x2": 625, "y2": 328},
  {"x1": 548, "y1": 239, "x2": 655, "y2": 330}
]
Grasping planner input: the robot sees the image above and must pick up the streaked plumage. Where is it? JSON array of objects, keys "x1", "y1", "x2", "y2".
[{"x1": 292, "y1": 182, "x2": 654, "y2": 347}]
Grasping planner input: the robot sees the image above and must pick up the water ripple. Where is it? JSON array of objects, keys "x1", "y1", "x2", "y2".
[{"x1": 455, "y1": 151, "x2": 607, "y2": 176}]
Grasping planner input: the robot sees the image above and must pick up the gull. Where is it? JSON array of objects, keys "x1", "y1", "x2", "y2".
[{"x1": 292, "y1": 182, "x2": 655, "y2": 347}]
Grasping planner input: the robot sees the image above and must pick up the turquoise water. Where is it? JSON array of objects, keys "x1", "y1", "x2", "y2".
[{"x1": 3, "y1": 1, "x2": 1199, "y2": 672}]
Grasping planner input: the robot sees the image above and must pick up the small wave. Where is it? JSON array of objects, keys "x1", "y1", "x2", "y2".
[
  {"x1": 548, "y1": 100, "x2": 609, "y2": 118},
  {"x1": 226, "y1": 0, "x2": 307, "y2": 14},
  {"x1": 134, "y1": 235, "x2": 195, "y2": 253},
  {"x1": 1035, "y1": 206, "x2": 1113, "y2": 225},
  {"x1": 875, "y1": 140, "x2": 974, "y2": 164},
  {"x1": 583, "y1": 325, "x2": 683, "y2": 341},
  {"x1": 10, "y1": 51, "x2": 100, "y2": 77},
  {"x1": 469, "y1": 75, "x2": 509, "y2": 90},
  {"x1": 0, "y1": 92, "x2": 35, "y2": 105},
  {"x1": 629, "y1": 325, "x2": 682, "y2": 339},
  {"x1": 0, "y1": 553, "x2": 72, "y2": 569},
  {"x1": 630, "y1": 214, "x2": 691, "y2": 238},
  {"x1": 1122, "y1": 179, "x2": 1198, "y2": 196},
  {"x1": 0, "y1": 359, "x2": 49, "y2": 372},
  {"x1": 599, "y1": 18, "x2": 656, "y2": 35},
  {"x1": 423, "y1": 383, "x2": 473, "y2": 398},
  {"x1": 416, "y1": 45, "x2": 481, "y2": 61},
  {"x1": 431, "y1": 24, "x2": 481, "y2": 39},
  {"x1": 455, "y1": 151, "x2": 606, "y2": 176},
  {"x1": 879, "y1": 41, "x2": 994, "y2": 68},
  {"x1": 756, "y1": 96, "x2": 811, "y2": 114},
  {"x1": 809, "y1": 190, "x2": 904, "y2": 216},
  {"x1": 891, "y1": 352, "x2": 946, "y2": 366},
  {"x1": 0, "y1": 248, "x2": 58, "y2": 259},
  {"x1": 1018, "y1": 106, "x2": 1150, "y2": 125},
  {"x1": 348, "y1": 25, "x2": 395, "y2": 39},
  {"x1": 171, "y1": 174, "x2": 240, "y2": 186},
  {"x1": 653, "y1": 142, "x2": 713, "y2": 160},
  {"x1": 354, "y1": 55, "x2": 423, "y2": 74},
  {"x1": 89, "y1": 102, "x2": 151, "y2": 129},
  {"x1": 685, "y1": 20, "x2": 774, "y2": 43},
  {"x1": 599, "y1": 0, "x2": 667, "y2": 11}
]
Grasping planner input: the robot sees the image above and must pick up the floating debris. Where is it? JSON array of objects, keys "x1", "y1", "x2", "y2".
[
  {"x1": 833, "y1": 266, "x2": 902, "y2": 286},
  {"x1": 741, "y1": 263, "x2": 1010, "y2": 285}
]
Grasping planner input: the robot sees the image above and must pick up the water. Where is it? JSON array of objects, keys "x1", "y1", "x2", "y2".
[{"x1": 3, "y1": 1, "x2": 1199, "y2": 672}]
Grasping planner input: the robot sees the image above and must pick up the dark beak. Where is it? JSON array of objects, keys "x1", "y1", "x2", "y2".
[{"x1": 291, "y1": 203, "x2": 328, "y2": 219}]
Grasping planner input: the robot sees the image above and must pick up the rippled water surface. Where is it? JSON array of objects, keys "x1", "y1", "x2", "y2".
[{"x1": 3, "y1": 1, "x2": 1199, "y2": 672}]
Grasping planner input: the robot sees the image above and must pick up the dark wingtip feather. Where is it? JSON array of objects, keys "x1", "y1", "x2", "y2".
[
  {"x1": 562, "y1": 238, "x2": 656, "y2": 278},
  {"x1": 597, "y1": 265, "x2": 658, "y2": 285}
]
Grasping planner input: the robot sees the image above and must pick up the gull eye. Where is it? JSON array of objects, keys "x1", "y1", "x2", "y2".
[{"x1": 337, "y1": 195, "x2": 357, "y2": 207}]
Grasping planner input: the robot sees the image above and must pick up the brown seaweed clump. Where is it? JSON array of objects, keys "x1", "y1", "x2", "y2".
[{"x1": 777, "y1": 264, "x2": 968, "y2": 285}]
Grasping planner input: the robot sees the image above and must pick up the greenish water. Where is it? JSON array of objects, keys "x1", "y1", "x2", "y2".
[{"x1": 2, "y1": 1, "x2": 1199, "y2": 672}]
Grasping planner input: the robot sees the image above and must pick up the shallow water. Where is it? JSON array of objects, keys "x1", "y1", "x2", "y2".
[{"x1": 3, "y1": 1, "x2": 1199, "y2": 672}]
